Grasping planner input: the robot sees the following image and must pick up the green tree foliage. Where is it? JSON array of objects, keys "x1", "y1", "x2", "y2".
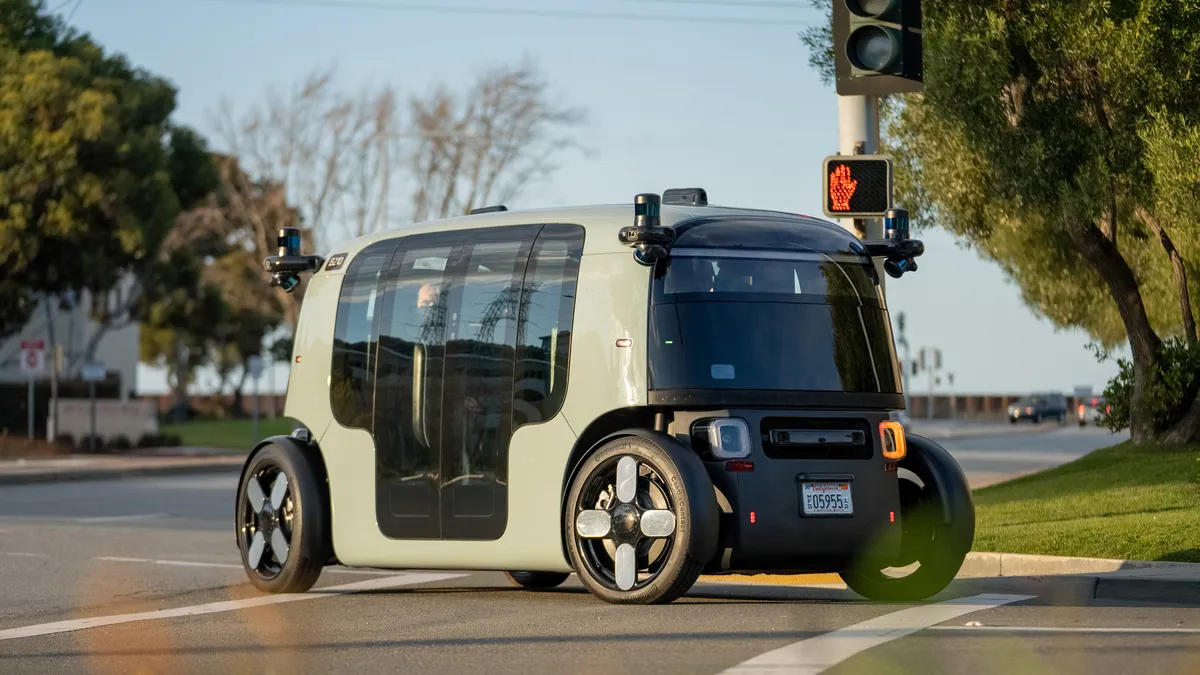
[
  {"x1": 802, "y1": 0, "x2": 1200, "y2": 442},
  {"x1": 0, "y1": 0, "x2": 216, "y2": 343},
  {"x1": 138, "y1": 248, "x2": 227, "y2": 421}
]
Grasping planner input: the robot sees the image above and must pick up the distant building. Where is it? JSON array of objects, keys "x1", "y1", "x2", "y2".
[{"x1": 0, "y1": 275, "x2": 140, "y2": 401}]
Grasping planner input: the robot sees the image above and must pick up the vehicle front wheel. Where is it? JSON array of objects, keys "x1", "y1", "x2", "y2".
[
  {"x1": 840, "y1": 435, "x2": 974, "y2": 602},
  {"x1": 504, "y1": 571, "x2": 570, "y2": 589},
  {"x1": 564, "y1": 435, "x2": 717, "y2": 605},
  {"x1": 236, "y1": 442, "x2": 330, "y2": 594}
]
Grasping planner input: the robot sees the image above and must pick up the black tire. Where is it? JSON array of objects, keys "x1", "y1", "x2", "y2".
[
  {"x1": 1032, "y1": 413, "x2": 1041, "y2": 424},
  {"x1": 504, "y1": 571, "x2": 570, "y2": 589},
  {"x1": 564, "y1": 434, "x2": 717, "y2": 605},
  {"x1": 840, "y1": 434, "x2": 974, "y2": 602},
  {"x1": 236, "y1": 442, "x2": 330, "y2": 594}
]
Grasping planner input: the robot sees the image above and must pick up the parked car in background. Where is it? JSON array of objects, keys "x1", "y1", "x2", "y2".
[
  {"x1": 1077, "y1": 396, "x2": 1110, "y2": 426},
  {"x1": 1008, "y1": 393, "x2": 1068, "y2": 424}
]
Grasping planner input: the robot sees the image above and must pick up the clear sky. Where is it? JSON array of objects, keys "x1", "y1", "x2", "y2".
[{"x1": 62, "y1": 0, "x2": 1123, "y2": 396}]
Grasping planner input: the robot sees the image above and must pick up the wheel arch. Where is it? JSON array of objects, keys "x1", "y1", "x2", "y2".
[
  {"x1": 558, "y1": 413, "x2": 719, "y2": 564},
  {"x1": 899, "y1": 433, "x2": 975, "y2": 551},
  {"x1": 239, "y1": 434, "x2": 338, "y2": 566}
]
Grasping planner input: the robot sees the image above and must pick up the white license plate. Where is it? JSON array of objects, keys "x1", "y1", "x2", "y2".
[{"x1": 801, "y1": 482, "x2": 854, "y2": 516}]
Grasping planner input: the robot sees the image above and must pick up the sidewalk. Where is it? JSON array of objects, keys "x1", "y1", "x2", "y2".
[{"x1": 0, "y1": 448, "x2": 245, "y2": 486}]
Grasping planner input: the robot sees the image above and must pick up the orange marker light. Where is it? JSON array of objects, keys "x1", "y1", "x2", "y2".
[{"x1": 879, "y1": 420, "x2": 907, "y2": 460}]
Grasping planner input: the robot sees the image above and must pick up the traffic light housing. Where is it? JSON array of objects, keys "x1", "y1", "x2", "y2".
[
  {"x1": 822, "y1": 155, "x2": 893, "y2": 218},
  {"x1": 834, "y1": 0, "x2": 923, "y2": 96}
]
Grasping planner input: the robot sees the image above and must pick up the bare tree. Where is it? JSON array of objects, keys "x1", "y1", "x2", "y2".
[
  {"x1": 210, "y1": 68, "x2": 401, "y2": 250},
  {"x1": 203, "y1": 56, "x2": 584, "y2": 264},
  {"x1": 407, "y1": 58, "x2": 586, "y2": 221}
]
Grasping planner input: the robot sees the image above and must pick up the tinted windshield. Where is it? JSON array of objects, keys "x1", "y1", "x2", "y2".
[
  {"x1": 659, "y1": 247, "x2": 880, "y2": 305},
  {"x1": 649, "y1": 248, "x2": 899, "y2": 395}
]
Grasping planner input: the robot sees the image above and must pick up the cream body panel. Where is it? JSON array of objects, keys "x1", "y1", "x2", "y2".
[
  {"x1": 559, "y1": 252, "x2": 651, "y2": 431},
  {"x1": 310, "y1": 251, "x2": 649, "y2": 570},
  {"x1": 282, "y1": 272, "x2": 340, "y2": 431},
  {"x1": 321, "y1": 414, "x2": 577, "y2": 571}
]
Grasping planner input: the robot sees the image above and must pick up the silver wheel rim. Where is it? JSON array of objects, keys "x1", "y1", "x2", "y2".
[
  {"x1": 573, "y1": 455, "x2": 678, "y2": 592},
  {"x1": 239, "y1": 466, "x2": 294, "y2": 580}
]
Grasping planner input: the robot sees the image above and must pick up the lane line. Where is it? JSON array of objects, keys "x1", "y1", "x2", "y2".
[
  {"x1": 92, "y1": 556, "x2": 400, "y2": 576},
  {"x1": 929, "y1": 625, "x2": 1200, "y2": 634},
  {"x1": 719, "y1": 593, "x2": 1036, "y2": 675},
  {"x1": 77, "y1": 513, "x2": 169, "y2": 523},
  {"x1": 0, "y1": 571, "x2": 466, "y2": 642},
  {"x1": 0, "y1": 552, "x2": 47, "y2": 558}
]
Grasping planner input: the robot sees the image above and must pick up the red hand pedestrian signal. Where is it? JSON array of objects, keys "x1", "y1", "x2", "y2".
[
  {"x1": 821, "y1": 156, "x2": 892, "y2": 218},
  {"x1": 829, "y1": 164, "x2": 857, "y2": 212}
]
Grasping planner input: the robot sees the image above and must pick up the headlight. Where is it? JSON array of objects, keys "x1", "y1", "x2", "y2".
[{"x1": 707, "y1": 418, "x2": 752, "y2": 459}]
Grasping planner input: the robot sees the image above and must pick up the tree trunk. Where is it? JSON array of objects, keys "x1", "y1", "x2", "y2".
[
  {"x1": 1137, "y1": 207, "x2": 1196, "y2": 342},
  {"x1": 1069, "y1": 221, "x2": 1161, "y2": 441},
  {"x1": 231, "y1": 368, "x2": 249, "y2": 419},
  {"x1": 172, "y1": 336, "x2": 189, "y2": 424}
]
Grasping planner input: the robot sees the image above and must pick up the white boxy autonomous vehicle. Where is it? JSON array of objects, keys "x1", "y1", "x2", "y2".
[{"x1": 236, "y1": 189, "x2": 975, "y2": 604}]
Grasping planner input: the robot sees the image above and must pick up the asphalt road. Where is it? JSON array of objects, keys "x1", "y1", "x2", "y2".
[
  {"x1": 2, "y1": 426, "x2": 1194, "y2": 675},
  {"x1": 937, "y1": 423, "x2": 1129, "y2": 487}
]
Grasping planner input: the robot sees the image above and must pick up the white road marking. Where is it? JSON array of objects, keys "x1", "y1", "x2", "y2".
[
  {"x1": 719, "y1": 593, "x2": 1036, "y2": 675},
  {"x1": 0, "y1": 552, "x2": 47, "y2": 558},
  {"x1": 0, "y1": 571, "x2": 466, "y2": 642},
  {"x1": 93, "y1": 556, "x2": 399, "y2": 576},
  {"x1": 77, "y1": 513, "x2": 169, "y2": 523},
  {"x1": 930, "y1": 625, "x2": 1200, "y2": 634}
]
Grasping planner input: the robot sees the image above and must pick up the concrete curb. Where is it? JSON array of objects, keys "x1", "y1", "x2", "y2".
[
  {"x1": 0, "y1": 458, "x2": 244, "y2": 486},
  {"x1": 961, "y1": 552, "x2": 1200, "y2": 604},
  {"x1": 961, "y1": 551, "x2": 1199, "y2": 576}
]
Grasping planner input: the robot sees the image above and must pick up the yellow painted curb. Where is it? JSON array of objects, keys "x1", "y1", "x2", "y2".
[{"x1": 699, "y1": 573, "x2": 844, "y2": 585}]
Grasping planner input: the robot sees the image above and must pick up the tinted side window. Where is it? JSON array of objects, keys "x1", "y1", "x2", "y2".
[
  {"x1": 373, "y1": 242, "x2": 455, "y2": 538},
  {"x1": 514, "y1": 224, "x2": 585, "y2": 426},
  {"x1": 330, "y1": 241, "x2": 397, "y2": 431}
]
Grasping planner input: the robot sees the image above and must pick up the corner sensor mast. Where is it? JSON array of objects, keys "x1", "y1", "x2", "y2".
[
  {"x1": 862, "y1": 207, "x2": 924, "y2": 279},
  {"x1": 262, "y1": 227, "x2": 323, "y2": 293},
  {"x1": 618, "y1": 193, "x2": 675, "y2": 266}
]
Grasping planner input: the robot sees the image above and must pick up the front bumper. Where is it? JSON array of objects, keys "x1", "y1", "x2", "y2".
[{"x1": 672, "y1": 408, "x2": 903, "y2": 574}]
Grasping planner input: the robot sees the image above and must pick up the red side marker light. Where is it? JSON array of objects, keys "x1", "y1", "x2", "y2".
[
  {"x1": 615, "y1": 338, "x2": 632, "y2": 348},
  {"x1": 889, "y1": 511, "x2": 895, "y2": 523},
  {"x1": 750, "y1": 511, "x2": 756, "y2": 524},
  {"x1": 725, "y1": 460, "x2": 754, "y2": 472}
]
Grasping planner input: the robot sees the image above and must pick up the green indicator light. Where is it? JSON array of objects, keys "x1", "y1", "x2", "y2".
[{"x1": 664, "y1": 340, "x2": 674, "y2": 344}]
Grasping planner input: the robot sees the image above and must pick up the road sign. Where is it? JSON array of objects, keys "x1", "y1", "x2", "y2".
[
  {"x1": 81, "y1": 362, "x2": 106, "y2": 382},
  {"x1": 19, "y1": 340, "x2": 45, "y2": 377},
  {"x1": 247, "y1": 355, "x2": 264, "y2": 379},
  {"x1": 822, "y1": 155, "x2": 893, "y2": 218}
]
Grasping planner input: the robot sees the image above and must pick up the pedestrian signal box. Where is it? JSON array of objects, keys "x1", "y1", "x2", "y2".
[{"x1": 822, "y1": 155, "x2": 893, "y2": 218}]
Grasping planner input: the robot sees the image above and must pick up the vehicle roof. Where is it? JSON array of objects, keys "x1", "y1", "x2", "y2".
[{"x1": 326, "y1": 204, "x2": 857, "y2": 259}]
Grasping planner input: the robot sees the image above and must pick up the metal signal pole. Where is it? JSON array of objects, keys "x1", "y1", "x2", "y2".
[{"x1": 837, "y1": 94, "x2": 885, "y2": 290}]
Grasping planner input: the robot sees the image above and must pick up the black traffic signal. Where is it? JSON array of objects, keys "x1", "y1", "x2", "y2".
[
  {"x1": 821, "y1": 155, "x2": 893, "y2": 218},
  {"x1": 833, "y1": 0, "x2": 922, "y2": 96}
]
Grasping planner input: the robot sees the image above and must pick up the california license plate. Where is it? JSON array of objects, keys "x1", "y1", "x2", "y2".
[{"x1": 801, "y1": 482, "x2": 854, "y2": 516}]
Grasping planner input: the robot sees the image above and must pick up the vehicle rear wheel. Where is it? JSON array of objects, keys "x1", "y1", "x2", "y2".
[
  {"x1": 504, "y1": 571, "x2": 570, "y2": 589},
  {"x1": 564, "y1": 435, "x2": 715, "y2": 605},
  {"x1": 840, "y1": 435, "x2": 974, "y2": 602},
  {"x1": 236, "y1": 442, "x2": 329, "y2": 594}
]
